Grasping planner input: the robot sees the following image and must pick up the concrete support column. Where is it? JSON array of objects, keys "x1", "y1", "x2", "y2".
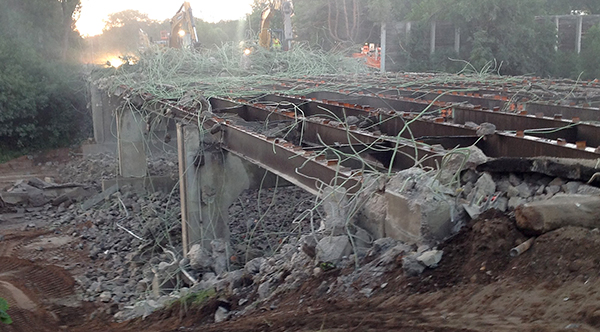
[
  {"x1": 116, "y1": 108, "x2": 147, "y2": 178},
  {"x1": 454, "y1": 27, "x2": 461, "y2": 54},
  {"x1": 90, "y1": 83, "x2": 105, "y2": 144},
  {"x1": 380, "y1": 22, "x2": 387, "y2": 73},
  {"x1": 430, "y1": 21, "x2": 436, "y2": 54},
  {"x1": 554, "y1": 16, "x2": 560, "y2": 52},
  {"x1": 177, "y1": 124, "x2": 251, "y2": 252},
  {"x1": 177, "y1": 123, "x2": 190, "y2": 255},
  {"x1": 92, "y1": 87, "x2": 118, "y2": 144},
  {"x1": 576, "y1": 15, "x2": 583, "y2": 54}
]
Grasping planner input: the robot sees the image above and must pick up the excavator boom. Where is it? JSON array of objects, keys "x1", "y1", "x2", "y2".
[
  {"x1": 258, "y1": 0, "x2": 293, "y2": 50},
  {"x1": 169, "y1": 2, "x2": 199, "y2": 49}
]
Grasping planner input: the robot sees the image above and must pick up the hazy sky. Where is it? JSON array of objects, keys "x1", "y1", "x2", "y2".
[{"x1": 76, "y1": 0, "x2": 254, "y2": 36}]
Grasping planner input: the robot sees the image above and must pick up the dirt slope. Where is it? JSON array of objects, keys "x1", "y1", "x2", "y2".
[
  {"x1": 119, "y1": 211, "x2": 600, "y2": 332},
  {"x1": 1, "y1": 152, "x2": 600, "y2": 332}
]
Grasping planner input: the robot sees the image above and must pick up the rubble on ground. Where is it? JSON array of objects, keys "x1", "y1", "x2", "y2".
[
  {"x1": 1, "y1": 148, "x2": 599, "y2": 325},
  {"x1": 58, "y1": 153, "x2": 178, "y2": 191},
  {"x1": 0, "y1": 177, "x2": 91, "y2": 208}
]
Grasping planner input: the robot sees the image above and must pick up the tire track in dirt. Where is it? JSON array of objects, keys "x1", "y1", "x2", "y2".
[{"x1": 0, "y1": 253, "x2": 79, "y2": 331}]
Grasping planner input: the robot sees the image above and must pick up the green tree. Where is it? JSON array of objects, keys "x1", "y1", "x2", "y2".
[
  {"x1": 406, "y1": 0, "x2": 556, "y2": 75},
  {"x1": 580, "y1": 24, "x2": 600, "y2": 79},
  {"x1": 59, "y1": 0, "x2": 82, "y2": 60},
  {"x1": 94, "y1": 10, "x2": 164, "y2": 54},
  {"x1": 0, "y1": 0, "x2": 87, "y2": 154},
  {"x1": 545, "y1": 0, "x2": 600, "y2": 14},
  {"x1": 0, "y1": 297, "x2": 12, "y2": 324}
]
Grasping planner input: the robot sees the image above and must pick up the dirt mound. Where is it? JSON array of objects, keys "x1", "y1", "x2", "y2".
[
  {"x1": 0, "y1": 257, "x2": 79, "y2": 332},
  {"x1": 411, "y1": 209, "x2": 600, "y2": 294},
  {"x1": 410, "y1": 210, "x2": 528, "y2": 291},
  {"x1": 509, "y1": 226, "x2": 600, "y2": 282}
]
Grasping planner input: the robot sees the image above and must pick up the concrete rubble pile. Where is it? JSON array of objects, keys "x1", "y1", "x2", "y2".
[
  {"x1": 70, "y1": 149, "x2": 600, "y2": 322},
  {"x1": 2, "y1": 148, "x2": 599, "y2": 324},
  {"x1": 59, "y1": 153, "x2": 178, "y2": 191},
  {"x1": 40, "y1": 186, "x2": 181, "y2": 319},
  {"x1": 0, "y1": 177, "x2": 92, "y2": 208}
]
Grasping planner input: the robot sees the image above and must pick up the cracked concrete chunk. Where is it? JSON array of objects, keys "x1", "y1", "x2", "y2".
[
  {"x1": 245, "y1": 257, "x2": 265, "y2": 275},
  {"x1": 258, "y1": 281, "x2": 271, "y2": 300},
  {"x1": 320, "y1": 186, "x2": 349, "y2": 236},
  {"x1": 577, "y1": 184, "x2": 600, "y2": 196},
  {"x1": 188, "y1": 244, "x2": 213, "y2": 271},
  {"x1": 214, "y1": 306, "x2": 230, "y2": 323},
  {"x1": 475, "y1": 172, "x2": 496, "y2": 197},
  {"x1": 417, "y1": 250, "x2": 443, "y2": 268},
  {"x1": 508, "y1": 197, "x2": 527, "y2": 210},
  {"x1": 316, "y1": 235, "x2": 352, "y2": 264},
  {"x1": 402, "y1": 254, "x2": 425, "y2": 276}
]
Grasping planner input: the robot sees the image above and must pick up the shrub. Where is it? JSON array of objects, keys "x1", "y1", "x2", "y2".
[
  {"x1": 0, "y1": 297, "x2": 11, "y2": 325},
  {"x1": 0, "y1": 39, "x2": 88, "y2": 152}
]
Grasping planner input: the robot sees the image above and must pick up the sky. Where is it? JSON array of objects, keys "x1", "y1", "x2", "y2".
[{"x1": 76, "y1": 0, "x2": 255, "y2": 36}]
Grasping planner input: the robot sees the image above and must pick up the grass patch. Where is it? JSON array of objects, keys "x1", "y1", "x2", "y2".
[
  {"x1": 173, "y1": 288, "x2": 216, "y2": 307},
  {"x1": 0, "y1": 148, "x2": 23, "y2": 164}
]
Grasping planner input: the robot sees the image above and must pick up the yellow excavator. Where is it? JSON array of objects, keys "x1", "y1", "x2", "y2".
[
  {"x1": 138, "y1": 2, "x2": 198, "y2": 52},
  {"x1": 258, "y1": 0, "x2": 293, "y2": 50},
  {"x1": 169, "y1": 2, "x2": 199, "y2": 49}
]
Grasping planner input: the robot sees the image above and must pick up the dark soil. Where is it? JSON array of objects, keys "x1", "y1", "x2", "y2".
[{"x1": 2, "y1": 153, "x2": 600, "y2": 331}]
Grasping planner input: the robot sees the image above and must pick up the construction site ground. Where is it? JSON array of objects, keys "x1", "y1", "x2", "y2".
[{"x1": 1, "y1": 151, "x2": 599, "y2": 332}]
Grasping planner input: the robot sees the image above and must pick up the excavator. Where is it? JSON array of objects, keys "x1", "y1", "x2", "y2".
[
  {"x1": 258, "y1": 0, "x2": 293, "y2": 51},
  {"x1": 138, "y1": 2, "x2": 199, "y2": 52},
  {"x1": 169, "y1": 2, "x2": 199, "y2": 49},
  {"x1": 352, "y1": 43, "x2": 381, "y2": 69}
]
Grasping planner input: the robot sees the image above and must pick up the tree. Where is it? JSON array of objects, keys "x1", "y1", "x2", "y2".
[
  {"x1": 405, "y1": 0, "x2": 556, "y2": 75},
  {"x1": 580, "y1": 24, "x2": 600, "y2": 79},
  {"x1": 293, "y1": 0, "x2": 377, "y2": 50},
  {"x1": 545, "y1": 0, "x2": 600, "y2": 14},
  {"x1": 59, "y1": 0, "x2": 82, "y2": 60},
  {"x1": 103, "y1": 9, "x2": 153, "y2": 30},
  {"x1": 0, "y1": 0, "x2": 87, "y2": 153},
  {"x1": 0, "y1": 297, "x2": 11, "y2": 325},
  {"x1": 92, "y1": 10, "x2": 165, "y2": 54}
]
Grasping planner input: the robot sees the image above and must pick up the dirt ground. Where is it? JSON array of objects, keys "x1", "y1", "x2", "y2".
[{"x1": 1, "y1": 152, "x2": 600, "y2": 331}]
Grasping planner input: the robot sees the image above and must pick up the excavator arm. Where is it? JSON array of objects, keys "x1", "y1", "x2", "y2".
[
  {"x1": 258, "y1": 0, "x2": 293, "y2": 50},
  {"x1": 258, "y1": 6, "x2": 274, "y2": 49},
  {"x1": 169, "y1": 2, "x2": 199, "y2": 49}
]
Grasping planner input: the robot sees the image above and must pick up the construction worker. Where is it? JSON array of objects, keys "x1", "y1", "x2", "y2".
[{"x1": 273, "y1": 38, "x2": 282, "y2": 51}]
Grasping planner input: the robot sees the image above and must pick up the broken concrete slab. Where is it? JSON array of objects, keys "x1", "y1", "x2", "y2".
[
  {"x1": 51, "y1": 187, "x2": 94, "y2": 206},
  {"x1": 81, "y1": 184, "x2": 119, "y2": 210},
  {"x1": 1, "y1": 177, "x2": 85, "y2": 207},
  {"x1": 187, "y1": 244, "x2": 213, "y2": 271},
  {"x1": 402, "y1": 254, "x2": 425, "y2": 276},
  {"x1": 417, "y1": 249, "x2": 443, "y2": 267},
  {"x1": 320, "y1": 186, "x2": 349, "y2": 236},
  {"x1": 515, "y1": 194, "x2": 600, "y2": 234},
  {"x1": 358, "y1": 168, "x2": 461, "y2": 244},
  {"x1": 474, "y1": 172, "x2": 496, "y2": 197},
  {"x1": 577, "y1": 184, "x2": 600, "y2": 195},
  {"x1": 386, "y1": 168, "x2": 460, "y2": 243},
  {"x1": 0, "y1": 191, "x2": 30, "y2": 205},
  {"x1": 437, "y1": 146, "x2": 488, "y2": 186},
  {"x1": 508, "y1": 197, "x2": 528, "y2": 210},
  {"x1": 316, "y1": 235, "x2": 352, "y2": 264},
  {"x1": 102, "y1": 176, "x2": 177, "y2": 195},
  {"x1": 478, "y1": 157, "x2": 600, "y2": 183}
]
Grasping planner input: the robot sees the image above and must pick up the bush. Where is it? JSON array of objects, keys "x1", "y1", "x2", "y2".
[
  {"x1": 580, "y1": 24, "x2": 600, "y2": 80},
  {"x1": 0, "y1": 297, "x2": 11, "y2": 325},
  {"x1": 0, "y1": 39, "x2": 88, "y2": 152}
]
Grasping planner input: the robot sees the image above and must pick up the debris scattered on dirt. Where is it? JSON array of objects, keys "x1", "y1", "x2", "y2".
[{"x1": 2, "y1": 147, "x2": 600, "y2": 331}]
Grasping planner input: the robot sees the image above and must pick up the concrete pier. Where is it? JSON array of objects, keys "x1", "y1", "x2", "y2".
[
  {"x1": 178, "y1": 124, "x2": 251, "y2": 253},
  {"x1": 116, "y1": 108, "x2": 148, "y2": 178}
]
